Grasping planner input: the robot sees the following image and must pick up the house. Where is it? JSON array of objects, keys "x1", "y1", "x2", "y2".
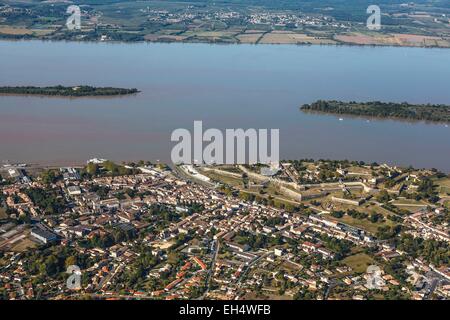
[
  {"x1": 225, "y1": 241, "x2": 250, "y2": 252},
  {"x1": 67, "y1": 186, "x2": 82, "y2": 196},
  {"x1": 263, "y1": 226, "x2": 275, "y2": 234},
  {"x1": 192, "y1": 257, "x2": 207, "y2": 271},
  {"x1": 109, "y1": 245, "x2": 127, "y2": 258},
  {"x1": 317, "y1": 247, "x2": 335, "y2": 259}
]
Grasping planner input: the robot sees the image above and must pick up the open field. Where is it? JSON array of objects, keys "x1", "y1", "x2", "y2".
[
  {"x1": 391, "y1": 199, "x2": 429, "y2": 213},
  {"x1": 323, "y1": 197, "x2": 374, "y2": 212},
  {"x1": 326, "y1": 213, "x2": 395, "y2": 234},
  {"x1": 346, "y1": 166, "x2": 372, "y2": 175},
  {"x1": 200, "y1": 170, "x2": 244, "y2": 187},
  {"x1": 0, "y1": 26, "x2": 56, "y2": 36},
  {"x1": 368, "y1": 205, "x2": 397, "y2": 217},
  {"x1": 0, "y1": 26, "x2": 33, "y2": 35},
  {"x1": 236, "y1": 32, "x2": 264, "y2": 44},
  {"x1": 200, "y1": 167, "x2": 304, "y2": 206},
  {"x1": 11, "y1": 237, "x2": 37, "y2": 252},
  {"x1": 178, "y1": 30, "x2": 239, "y2": 42},
  {"x1": 393, "y1": 206, "x2": 428, "y2": 213},
  {"x1": 392, "y1": 199, "x2": 429, "y2": 206},
  {"x1": 342, "y1": 253, "x2": 374, "y2": 273},
  {"x1": 435, "y1": 178, "x2": 450, "y2": 195},
  {"x1": 259, "y1": 31, "x2": 337, "y2": 45},
  {"x1": 184, "y1": 31, "x2": 238, "y2": 38},
  {"x1": 151, "y1": 240, "x2": 175, "y2": 250},
  {"x1": 144, "y1": 34, "x2": 187, "y2": 41}
]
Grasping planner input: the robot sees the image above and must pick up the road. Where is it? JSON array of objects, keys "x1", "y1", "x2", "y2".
[
  {"x1": 98, "y1": 263, "x2": 124, "y2": 291},
  {"x1": 200, "y1": 239, "x2": 220, "y2": 299},
  {"x1": 172, "y1": 165, "x2": 216, "y2": 188},
  {"x1": 324, "y1": 279, "x2": 339, "y2": 300},
  {"x1": 237, "y1": 250, "x2": 272, "y2": 284},
  {"x1": 424, "y1": 271, "x2": 443, "y2": 299}
]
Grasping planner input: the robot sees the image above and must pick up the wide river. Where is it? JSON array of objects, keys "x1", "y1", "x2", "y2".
[{"x1": 0, "y1": 40, "x2": 449, "y2": 171}]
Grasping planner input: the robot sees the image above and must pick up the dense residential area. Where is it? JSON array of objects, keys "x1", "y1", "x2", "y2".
[{"x1": 0, "y1": 159, "x2": 448, "y2": 300}]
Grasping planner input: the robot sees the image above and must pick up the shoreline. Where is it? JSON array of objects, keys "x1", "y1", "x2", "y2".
[
  {"x1": 1, "y1": 37, "x2": 450, "y2": 50},
  {"x1": 301, "y1": 109, "x2": 450, "y2": 125},
  {"x1": 0, "y1": 92, "x2": 139, "y2": 99},
  {"x1": 2, "y1": 158, "x2": 449, "y2": 174},
  {"x1": 0, "y1": 86, "x2": 139, "y2": 98}
]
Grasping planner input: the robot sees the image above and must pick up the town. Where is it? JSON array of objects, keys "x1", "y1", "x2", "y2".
[
  {"x1": 0, "y1": 158, "x2": 449, "y2": 300},
  {"x1": 1, "y1": 0, "x2": 449, "y2": 47}
]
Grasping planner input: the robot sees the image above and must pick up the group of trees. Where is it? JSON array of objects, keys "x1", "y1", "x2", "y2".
[
  {"x1": 416, "y1": 178, "x2": 440, "y2": 203},
  {"x1": 234, "y1": 230, "x2": 283, "y2": 250},
  {"x1": 23, "y1": 246, "x2": 93, "y2": 282},
  {"x1": 119, "y1": 246, "x2": 160, "y2": 289},
  {"x1": 376, "y1": 225, "x2": 402, "y2": 240},
  {"x1": 83, "y1": 161, "x2": 142, "y2": 179},
  {"x1": 376, "y1": 190, "x2": 391, "y2": 203},
  {"x1": 40, "y1": 170, "x2": 61, "y2": 185},
  {"x1": 151, "y1": 204, "x2": 181, "y2": 223},
  {"x1": 319, "y1": 234, "x2": 352, "y2": 260},
  {"x1": 0, "y1": 173, "x2": 13, "y2": 186},
  {"x1": 396, "y1": 234, "x2": 449, "y2": 267},
  {"x1": 331, "y1": 209, "x2": 384, "y2": 224},
  {"x1": 25, "y1": 188, "x2": 65, "y2": 215},
  {"x1": 264, "y1": 216, "x2": 285, "y2": 227},
  {"x1": 238, "y1": 191, "x2": 299, "y2": 212},
  {"x1": 79, "y1": 227, "x2": 137, "y2": 249},
  {"x1": 89, "y1": 185, "x2": 111, "y2": 199}
]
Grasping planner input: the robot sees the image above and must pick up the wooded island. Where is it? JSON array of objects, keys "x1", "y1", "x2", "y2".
[
  {"x1": 301, "y1": 100, "x2": 450, "y2": 122},
  {"x1": 0, "y1": 85, "x2": 139, "y2": 97}
]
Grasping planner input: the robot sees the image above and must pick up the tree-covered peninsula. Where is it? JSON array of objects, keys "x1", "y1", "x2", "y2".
[
  {"x1": 0, "y1": 85, "x2": 139, "y2": 97},
  {"x1": 300, "y1": 100, "x2": 450, "y2": 122}
]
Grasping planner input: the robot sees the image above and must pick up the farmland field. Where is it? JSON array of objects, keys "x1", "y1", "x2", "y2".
[
  {"x1": 11, "y1": 238, "x2": 37, "y2": 252},
  {"x1": 335, "y1": 32, "x2": 450, "y2": 47}
]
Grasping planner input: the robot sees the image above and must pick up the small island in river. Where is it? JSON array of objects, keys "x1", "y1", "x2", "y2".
[
  {"x1": 0, "y1": 85, "x2": 139, "y2": 97},
  {"x1": 300, "y1": 100, "x2": 450, "y2": 123}
]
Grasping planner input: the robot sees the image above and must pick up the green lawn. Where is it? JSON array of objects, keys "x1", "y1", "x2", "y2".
[
  {"x1": 326, "y1": 213, "x2": 394, "y2": 234},
  {"x1": 201, "y1": 171, "x2": 243, "y2": 187},
  {"x1": 391, "y1": 199, "x2": 428, "y2": 205},
  {"x1": 342, "y1": 253, "x2": 374, "y2": 273},
  {"x1": 391, "y1": 199, "x2": 429, "y2": 213}
]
